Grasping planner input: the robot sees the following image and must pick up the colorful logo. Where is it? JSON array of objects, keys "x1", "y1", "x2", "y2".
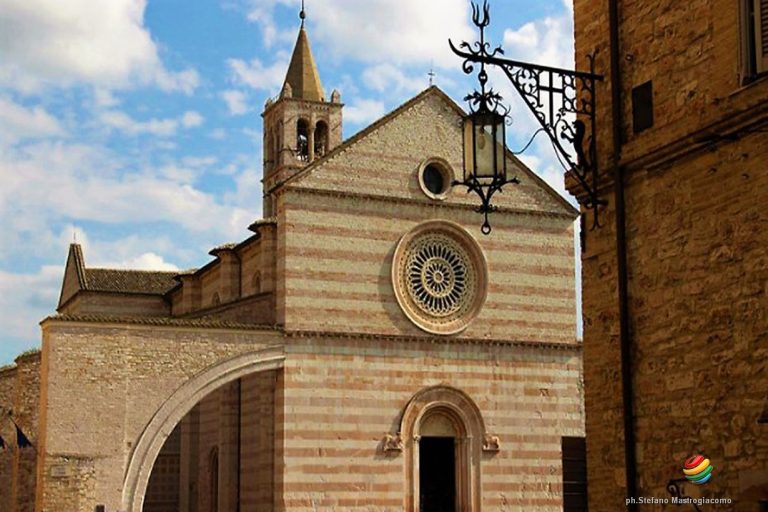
[{"x1": 683, "y1": 455, "x2": 713, "y2": 485}]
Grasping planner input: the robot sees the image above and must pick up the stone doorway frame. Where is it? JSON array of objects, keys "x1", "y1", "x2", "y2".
[
  {"x1": 397, "y1": 385, "x2": 497, "y2": 512},
  {"x1": 121, "y1": 346, "x2": 284, "y2": 512}
]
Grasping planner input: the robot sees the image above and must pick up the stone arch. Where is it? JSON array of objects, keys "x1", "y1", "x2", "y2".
[
  {"x1": 396, "y1": 385, "x2": 498, "y2": 512},
  {"x1": 121, "y1": 346, "x2": 284, "y2": 512}
]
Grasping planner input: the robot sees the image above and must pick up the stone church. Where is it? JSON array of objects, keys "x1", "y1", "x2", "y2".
[{"x1": 1, "y1": 15, "x2": 584, "y2": 512}]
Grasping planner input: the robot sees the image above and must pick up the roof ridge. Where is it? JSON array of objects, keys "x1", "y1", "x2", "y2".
[
  {"x1": 278, "y1": 86, "x2": 448, "y2": 191},
  {"x1": 85, "y1": 267, "x2": 179, "y2": 274}
]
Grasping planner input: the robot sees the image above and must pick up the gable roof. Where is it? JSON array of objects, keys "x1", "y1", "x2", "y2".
[
  {"x1": 57, "y1": 243, "x2": 179, "y2": 310},
  {"x1": 83, "y1": 268, "x2": 178, "y2": 295},
  {"x1": 281, "y1": 85, "x2": 578, "y2": 217}
]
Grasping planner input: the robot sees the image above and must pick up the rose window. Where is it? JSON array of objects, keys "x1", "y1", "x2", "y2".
[{"x1": 392, "y1": 221, "x2": 487, "y2": 335}]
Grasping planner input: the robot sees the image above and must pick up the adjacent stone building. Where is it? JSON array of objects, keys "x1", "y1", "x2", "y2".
[
  {"x1": 1, "y1": 16, "x2": 584, "y2": 512},
  {"x1": 571, "y1": 0, "x2": 768, "y2": 510}
]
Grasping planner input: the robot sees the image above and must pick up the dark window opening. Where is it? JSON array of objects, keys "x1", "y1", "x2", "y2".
[
  {"x1": 631, "y1": 81, "x2": 654, "y2": 134},
  {"x1": 209, "y1": 448, "x2": 219, "y2": 512},
  {"x1": 419, "y1": 437, "x2": 455, "y2": 512},
  {"x1": 423, "y1": 164, "x2": 447, "y2": 196},
  {"x1": 747, "y1": 0, "x2": 759, "y2": 77},
  {"x1": 314, "y1": 121, "x2": 328, "y2": 158},
  {"x1": 562, "y1": 436, "x2": 588, "y2": 512},
  {"x1": 297, "y1": 119, "x2": 309, "y2": 162}
]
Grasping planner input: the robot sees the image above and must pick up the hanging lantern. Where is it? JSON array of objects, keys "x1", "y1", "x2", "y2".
[{"x1": 463, "y1": 108, "x2": 506, "y2": 181}]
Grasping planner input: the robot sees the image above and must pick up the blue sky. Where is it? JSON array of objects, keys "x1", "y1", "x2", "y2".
[{"x1": 0, "y1": 0, "x2": 577, "y2": 365}]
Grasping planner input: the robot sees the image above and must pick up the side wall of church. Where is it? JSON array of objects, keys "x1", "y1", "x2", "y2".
[
  {"x1": 36, "y1": 321, "x2": 281, "y2": 512},
  {"x1": 59, "y1": 292, "x2": 170, "y2": 317},
  {"x1": 276, "y1": 336, "x2": 584, "y2": 511}
]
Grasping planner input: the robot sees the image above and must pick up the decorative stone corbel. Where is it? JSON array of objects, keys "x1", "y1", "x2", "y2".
[
  {"x1": 482, "y1": 434, "x2": 500, "y2": 452},
  {"x1": 383, "y1": 433, "x2": 403, "y2": 452}
]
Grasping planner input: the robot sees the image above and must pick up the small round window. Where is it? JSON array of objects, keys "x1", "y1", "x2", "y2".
[{"x1": 418, "y1": 159, "x2": 452, "y2": 200}]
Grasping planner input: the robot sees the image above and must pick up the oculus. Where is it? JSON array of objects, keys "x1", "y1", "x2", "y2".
[
  {"x1": 417, "y1": 158, "x2": 453, "y2": 200},
  {"x1": 392, "y1": 221, "x2": 487, "y2": 335}
]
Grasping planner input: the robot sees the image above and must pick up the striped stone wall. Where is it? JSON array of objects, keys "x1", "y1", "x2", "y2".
[
  {"x1": 278, "y1": 188, "x2": 576, "y2": 343},
  {"x1": 277, "y1": 335, "x2": 583, "y2": 511}
]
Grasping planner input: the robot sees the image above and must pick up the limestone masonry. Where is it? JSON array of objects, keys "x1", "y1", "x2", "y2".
[
  {"x1": 0, "y1": 15, "x2": 584, "y2": 512},
  {"x1": 571, "y1": 0, "x2": 768, "y2": 510}
]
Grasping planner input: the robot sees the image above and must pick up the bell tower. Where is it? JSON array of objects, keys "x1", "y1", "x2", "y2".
[{"x1": 261, "y1": 3, "x2": 343, "y2": 217}]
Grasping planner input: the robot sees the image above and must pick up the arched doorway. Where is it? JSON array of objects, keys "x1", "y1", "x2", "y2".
[{"x1": 397, "y1": 385, "x2": 498, "y2": 512}]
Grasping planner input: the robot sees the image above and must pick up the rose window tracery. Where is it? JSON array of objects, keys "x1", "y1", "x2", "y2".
[{"x1": 392, "y1": 221, "x2": 487, "y2": 335}]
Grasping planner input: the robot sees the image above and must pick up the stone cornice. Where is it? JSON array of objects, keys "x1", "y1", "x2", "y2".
[
  {"x1": 282, "y1": 328, "x2": 583, "y2": 351},
  {"x1": 40, "y1": 314, "x2": 279, "y2": 333}
]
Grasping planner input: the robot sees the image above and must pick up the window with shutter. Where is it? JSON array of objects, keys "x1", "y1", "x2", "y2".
[{"x1": 755, "y1": 0, "x2": 768, "y2": 73}]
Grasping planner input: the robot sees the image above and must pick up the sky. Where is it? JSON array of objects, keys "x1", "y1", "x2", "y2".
[{"x1": 0, "y1": 0, "x2": 579, "y2": 365}]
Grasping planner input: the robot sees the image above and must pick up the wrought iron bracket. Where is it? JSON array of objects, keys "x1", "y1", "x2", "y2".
[
  {"x1": 666, "y1": 478, "x2": 703, "y2": 512},
  {"x1": 450, "y1": 0, "x2": 607, "y2": 229}
]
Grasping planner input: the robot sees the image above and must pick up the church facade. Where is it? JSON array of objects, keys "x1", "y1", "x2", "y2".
[{"x1": 1, "y1": 19, "x2": 583, "y2": 512}]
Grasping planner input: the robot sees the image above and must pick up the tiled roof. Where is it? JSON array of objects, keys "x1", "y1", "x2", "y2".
[
  {"x1": 83, "y1": 268, "x2": 179, "y2": 295},
  {"x1": 42, "y1": 314, "x2": 278, "y2": 331}
]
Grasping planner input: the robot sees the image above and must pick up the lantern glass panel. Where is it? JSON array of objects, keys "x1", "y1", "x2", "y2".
[
  {"x1": 494, "y1": 116, "x2": 506, "y2": 180},
  {"x1": 462, "y1": 119, "x2": 475, "y2": 181},
  {"x1": 473, "y1": 117, "x2": 495, "y2": 178}
]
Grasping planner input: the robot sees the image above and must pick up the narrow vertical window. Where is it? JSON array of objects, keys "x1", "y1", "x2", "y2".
[
  {"x1": 314, "y1": 121, "x2": 328, "y2": 157},
  {"x1": 742, "y1": 0, "x2": 768, "y2": 80},
  {"x1": 296, "y1": 119, "x2": 309, "y2": 162},
  {"x1": 209, "y1": 447, "x2": 219, "y2": 512},
  {"x1": 754, "y1": 0, "x2": 768, "y2": 73}
]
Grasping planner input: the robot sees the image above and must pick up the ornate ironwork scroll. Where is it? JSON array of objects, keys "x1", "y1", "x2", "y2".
[
  {"x1": 450, "y1": 0, "x2": 606, "y2": 229},
  {"x1": 667, "y1": 478, "x2": 703, "y2": 512}
]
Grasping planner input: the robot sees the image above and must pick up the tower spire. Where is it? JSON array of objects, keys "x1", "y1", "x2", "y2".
[{"x1": 281, "y1": 1, "x2": 325, "y2": 102}]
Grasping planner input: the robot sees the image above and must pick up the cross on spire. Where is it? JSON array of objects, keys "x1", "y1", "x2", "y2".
[
  {"x1": 428, "y1": 65, "x2": 436, "y2": 86},
  {"x1": 300, "y1": 0, "x2": 306, "y2": 27}
]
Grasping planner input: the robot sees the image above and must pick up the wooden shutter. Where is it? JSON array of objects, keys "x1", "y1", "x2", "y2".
[
  {"x1": 755, "y1": 0, "x2": 768, "y2": 72},
  {"x1": 562, "y1": 437, "x2": 588, "y2": 512}
]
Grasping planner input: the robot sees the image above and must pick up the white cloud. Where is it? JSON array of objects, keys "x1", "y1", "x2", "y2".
[
  {"x1": 306, "y1": 0, "x2": 474, "y2": 68},
  {"x1": 98, "y1": 110, "x2": 204, "y2": 137},
  {"x1": 209, "y1": 128, "x2": 227, "y2": 140},
  {"x1": 0, "y1": 265, "x2": 62, "y2": 340},
  {"x1": 227, "y1": 57, "x2": 288, "y2": 94},
  {"x1": 0, "y1": 96, "x2": 65, "y2": 145},
  {"x1": 230, "y1": 0, "x2": 474, "y2": 67},
  {"x1": 361, "y1": 64, "x2": 426, "y2": 96},
  {"x1": 343, "y1": 98, "x2": 386, "y2": 126},
  {"x1": 221, "y1": 89, "x2": 251, "y2": 115},
  {"x1": 0, "y1": 141, "x2": 260, "y2": 263},
  {"x1": 181, "y1": 111, "x2": 204, "y2": 128},
  {"x1": 0, "y1": 0, "x2": 199, "y2": 94}
]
